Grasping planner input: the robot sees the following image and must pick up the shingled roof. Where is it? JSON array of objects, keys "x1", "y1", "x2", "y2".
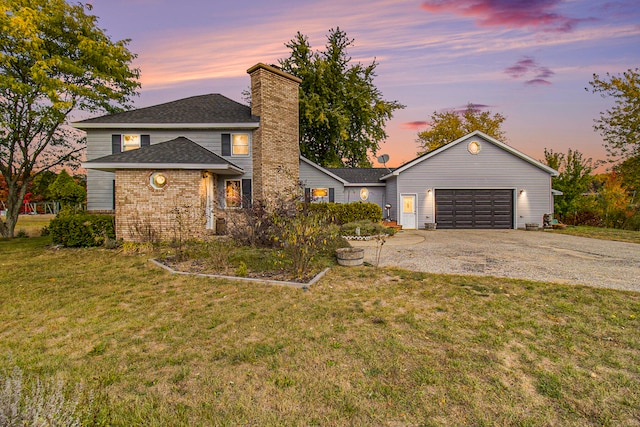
[
  {"x1": 327, "y1": 168, "x2": 391, "y2": 184},
  {"x1": 74, "y1": 94, "x2": 259, "y2": 127},
  {"x1": 83, "y1": 137, "x2": 243, "y2": 174}
]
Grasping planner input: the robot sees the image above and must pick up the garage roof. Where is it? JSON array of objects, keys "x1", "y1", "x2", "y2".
[{"x1": 327, "y1": 168, "x2": 390, "y2": 185}]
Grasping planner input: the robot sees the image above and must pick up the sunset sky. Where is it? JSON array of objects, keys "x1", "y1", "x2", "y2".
[{"x1": 84, "y1": 0, "x2": 640, "y2": 168}]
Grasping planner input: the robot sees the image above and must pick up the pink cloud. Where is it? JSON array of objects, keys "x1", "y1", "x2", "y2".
[
  {"x1": 535, "y1": 67, "x2": 554, "y2": 79},
  {"x1": 402, "y1": 121, "x2": 429, "y2": 130},
  {"x1": 504, "y1": 56, "x2": 554, "y2": 85},
  {"x1": 421, "y1": 0, "x2": 592, "y2": 32},
  {"x1": 525, "y1": 78, "x2": 553, "y2": 86},
  {"x1": 450, "y1": 103, "x2": 493, "y2": 114},
  {"x1": 504, "y1": 58, "x2": 537, "y2": 78}
]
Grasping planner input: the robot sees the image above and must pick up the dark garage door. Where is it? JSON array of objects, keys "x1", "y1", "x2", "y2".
[{"x1": 435, "y1": 189, "x2": 513, "y2": 229}]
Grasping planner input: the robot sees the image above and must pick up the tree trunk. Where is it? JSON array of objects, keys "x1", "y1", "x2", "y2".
[{"x1": 0, "y1": 180, "x2": 28, "y2": 238}]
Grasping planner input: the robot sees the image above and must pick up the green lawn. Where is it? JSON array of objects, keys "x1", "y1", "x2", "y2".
[
  {"x1": 551, "y1": 225, "x2": 640, "y2": 244},
  {"x1": 1, "y1": 236, "x2": 639, "y2": 426}
]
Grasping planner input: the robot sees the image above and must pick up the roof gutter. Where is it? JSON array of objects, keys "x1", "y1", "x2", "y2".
[
  {"x1": 81, "y1": 162, "x2": 244, "y2": 175},
  {"x1": 72, "y1": 122, "x2": 260, "y2": 130}
]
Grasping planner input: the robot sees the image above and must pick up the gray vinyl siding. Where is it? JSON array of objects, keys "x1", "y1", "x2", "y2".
[
  {"x1": 85, "y1": 130, "x2": 118, "y2": 210},
  {"x1": 85, "y1": 128, "x2": 255, "y2": 210},
  {"x1": 384, "y1": 176, "x2": 398, "y2": 221},
  {"x1": 392, "y1": 135, "x2": 553, "y2": 229},
  {"x1": 86, "y1": 170, "x2": 115, "y2": 211},
  {"x1": 343, "y1": 186, "x2": 386, "y2": 209},
  {"x1": 299, "y1": 161, "x2": 345, "y2": 203}
]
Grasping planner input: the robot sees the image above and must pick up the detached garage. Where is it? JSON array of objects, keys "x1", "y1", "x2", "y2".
[{"x1": 381, "y1": 131, "x2": 559, "y2": 230}]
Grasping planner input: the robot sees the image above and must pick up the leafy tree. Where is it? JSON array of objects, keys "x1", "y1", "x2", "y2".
[
  {"x1": 0, "y1": 174, "x2": 6, "y2": 202},
  {"x1": 543, "y1": 148, "x2": 597, "y2": 222},
  {"x1": 597, "y1": 172, "x2": 632, "y2": 228},
  {"x1": 417, "y1": 104, "x2": 507, "y2": 154},
  {"x1": 613, "y1": 155, "x2": 640, "y2": 202},
  {"x1": 587, "y1": 68, "x2": 640, "y2": 160},
  {"x1": 0, "y1": 0, "x2": 140, "y2": 237},
  {"x1": 279, "y1": 28, "x2": 405, "y2": 167},
  {"x1": 30, "y1": 170, "x2": 57, "y2": 202},
  {"x1": 48, "y1": 169, "x2": 85, "y2": 207}
]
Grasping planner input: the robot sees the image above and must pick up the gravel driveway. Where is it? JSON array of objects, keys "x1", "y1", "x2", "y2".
[{"x1": 349, "y1": 230, "x2": 640, "y2": 292}]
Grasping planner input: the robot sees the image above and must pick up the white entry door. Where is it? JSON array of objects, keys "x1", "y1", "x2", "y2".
[
  {"x1": 205, "y1": 174, "x2": 215, "y2": 230},
  {"x1": 401, "y1": 194, "x2": 417, "y2": 229}
]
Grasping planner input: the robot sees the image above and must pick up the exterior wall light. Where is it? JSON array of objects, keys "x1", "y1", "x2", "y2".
[
  {"x1": 520, "y1": 189, "x2": 526, "y2": 195},
  {"x1": 150, "y1": 172, "x2": 168, "y2": 190},
  {"x1": 468, "y1": 141, "x2": 481, "y2": 154}
]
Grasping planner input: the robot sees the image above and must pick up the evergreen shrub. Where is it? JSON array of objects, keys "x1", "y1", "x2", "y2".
[
  {"x1": 306, "y1": 202, "x2": 382, "y2": 225},
  {"x1": 49, "y1": 211, "x2": 115, "y2": 247}
]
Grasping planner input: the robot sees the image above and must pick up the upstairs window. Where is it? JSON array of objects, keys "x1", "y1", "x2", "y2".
[
  {"x1": 222, "y1": 133, "x2": 250, "y2": 156},
  {"x1": 122, "y1": 134, "x2": 140, "y2": 151},
  {"x1": 232, "y1": 134, "x2": 249, "y2": 155},
  {"x1": 111, "y1": 134, "x2": 150, "y2": 154}
]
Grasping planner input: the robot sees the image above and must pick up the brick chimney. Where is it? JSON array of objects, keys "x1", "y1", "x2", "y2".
[{"x1": 247, "y1": 63, "x2": 301, "y2": 203}]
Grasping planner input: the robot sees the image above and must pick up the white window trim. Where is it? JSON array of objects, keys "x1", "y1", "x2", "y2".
[
  {"x1": 231, "y1": 133, "x2": 251, "y2": 157},
  {"x1": 225, "y1": 179, "x2": 243, "y2": 208},
  {"x1": 122, "y1": 134, "x2": 141, "y2": 151},
  {"x1": 311, "y1": 187, "x2": 329, "y2": 203}
]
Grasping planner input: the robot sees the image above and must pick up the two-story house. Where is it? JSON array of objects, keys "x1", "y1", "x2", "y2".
[
  {"x1": 77, "y1": 62, "x2": 558, "y2": 240},
  {"x1": 77, "y1": 63, "x2": 300, "y2": 240}
]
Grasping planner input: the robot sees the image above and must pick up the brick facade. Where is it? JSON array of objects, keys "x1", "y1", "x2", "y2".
[
  {"x1": 248, "y1": 64, "x2": 302, "y2": 202},
  {"x1": 115, "y1": 169, "x2": 213, "y2": 241}
]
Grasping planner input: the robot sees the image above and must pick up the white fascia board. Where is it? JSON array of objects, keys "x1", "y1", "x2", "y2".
[
  {"x1": 380, "y1": 170, "x2": 399, "y2": 180},
  {"x1": 82, "y1": 162, "x2": 244, "y2": 174},
  {"x1": 478, "y1": 132, "x2": 559, "y2": 176},
  {"x1": 72, "y1": 122, "x2": 260, "y2": 130},
  {"x1": 299, "y1": 156, "x2": 349, "y2": 184}
]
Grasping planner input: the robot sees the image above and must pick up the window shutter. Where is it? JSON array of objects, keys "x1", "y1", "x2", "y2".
[
  {"x1": 112, "y1": 179, "x2": 116, "y2": 210},
  {"x1": 221, "y1": 134, "x2": 231, "y2": 156},
  {"x1": 141, "y1": 134, "x2": 151, "y2": 147},
  {"x1": 304, "y1": 188, "x2": 311, "y2": 203},
  {"x1": 329, "y1": 188, "x2": 335, "y2": 203},
  {"x1": 111, "y1": 135, "x2": 121, "y2": 154},
  {"x1": 241, "y1": 179, "x2": 252, "y2": 208}
]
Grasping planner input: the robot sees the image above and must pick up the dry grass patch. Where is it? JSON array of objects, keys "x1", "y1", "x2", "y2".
[
  {"x1": 11, "y1": 214, "x2": 55, "y2": 237},
  {"x1": 1, "y1": 237, "x2": 639, "y2": 426}
]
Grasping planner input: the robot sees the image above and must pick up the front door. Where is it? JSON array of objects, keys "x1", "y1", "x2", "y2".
[
  {"x1": 401, "y1": 194, "x2": 417, "y2": 229},
  {"x1": 204, "y1": 174, "x2": 215, "y2": 230}
]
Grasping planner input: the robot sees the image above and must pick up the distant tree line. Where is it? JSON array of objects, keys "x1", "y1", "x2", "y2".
[{"x1": 1, "y1": 170, "x2": 86, "y2": 213}]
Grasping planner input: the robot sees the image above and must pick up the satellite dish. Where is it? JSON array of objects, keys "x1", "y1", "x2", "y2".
[{"x1": 377, "y1": 154, "x2": 390, "y2": 170}]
